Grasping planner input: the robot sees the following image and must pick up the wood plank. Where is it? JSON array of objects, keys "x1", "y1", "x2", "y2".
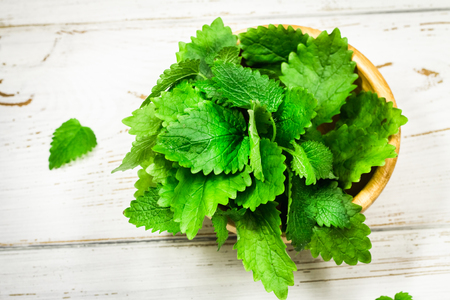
[
  {"x1": 1, "y1": 11, "x2": 450, "y2": 246},
  {"x1": 1, "y1": 0, "x2": 449, "y2": 27},
  {"x1": 1, "y1": 228, "x2": 449, "y2": 299}
]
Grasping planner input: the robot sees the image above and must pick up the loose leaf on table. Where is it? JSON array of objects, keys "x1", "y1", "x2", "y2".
[
  {"x1": 376, "y1": 292, "x2": 413, "y2": 300},
  {"x1": 141, "y1": 59, "x2": 203, "y2": 107},
  {"x1": 338, "y1": 91, "x2": 408, "y2": 139},
  {"x1": 168, "y1": 167, "x2": 252, "y2": 239},
  {"x1": 214, "y1": 46, "x2": 241, "y2": 64},
  {"x1": 49, "y1": 118, "x2": 97, "y2": 170},
  {"x1": 154, "y1": 100, "x2": 250, "y2": 175},
  {"x1": 273, "y1": 87, "x2": 317, "y2": 147},
  {"x1": 176, "y1": 17, "x2": 238, "y2": 73},
  {"x1": 112, "y1": 134, "x2": 158, "y2": 173},
  {"x1": 211, "y1": 212, "x2": 229, "y2": 250},
  {"x1": 153, "y1": 80, "x2": 204, "y2": 126},
  {"x1": 323, "y1": 124, "x2": 397, "y2": 189},
  {"x1": 239, "y1": 24, "x2": 309, "y2": 66},
  {"x1": 212, "y1": 62, "x2": 284, "y2": 112},
  {"x1": 307, "y1": 213, "x2": 372, "y2": 265},
  {"x1": 235, "y1": 139, "x2": 286, "y2": 211},
  {"x1": 286, "y1": 176, "x2": 355, "y2": 251},
  {"x1": 248, "y1": 101, "x2": 265, "y2": 182},
  {"x1": 280, "y1": 28, "x2": 358, "y2": 126},
  {"x1": 285, "y1": 140, "x2": 335, "y2": 185},
  {"x1": 122, "y1": 102, "x2": 162, "y2": 136},
  {"x1": 124, "y1": 187, "x2": 180, "y2": 234},
  {"x1": 234, "y1": 201, "x2": 297, "y2": 300}
]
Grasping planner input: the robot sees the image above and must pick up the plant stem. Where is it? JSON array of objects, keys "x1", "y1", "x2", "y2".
[{"x1": 269, "y1": 114, "x2": 277, "y2": 143}]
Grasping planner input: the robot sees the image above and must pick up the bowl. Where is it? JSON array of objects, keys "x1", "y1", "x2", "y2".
[{"x1": 220, "y1": 25, "x2": 401, "y2": 239}]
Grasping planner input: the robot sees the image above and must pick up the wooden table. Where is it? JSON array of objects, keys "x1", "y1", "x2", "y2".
[{"x1": 1, "y1": 1, "x2": 449, "y2": 298}]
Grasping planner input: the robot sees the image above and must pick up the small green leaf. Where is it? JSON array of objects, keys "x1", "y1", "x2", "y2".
[
  {"x1": 211, "y1": 212, "x2": 229, "y2": 250},
  {"x1": 235, "y1": 139, "x2": 286, "y2": 211},
  {"x1": 124, "y1": 187, "x2": 180, "y2": 234},
  {"x1": 153, "y1": 81, "x2": 204, "y2": 126},
  {"x1": 248, "y1": 102, "x2": 265, "y2": 182},
  {"x1": 49, "y1": 118, "x2": 97, "y2": 170},
  {"x1": 214, "y1": 46, "x2": 241, "y2": 64},
  {"x1": 134, "y1": 159, "x2": 157, "y2": 198},
  {"x1": 154, "y1": 100, "x2": 250, "y2": 175},
  {"x1": 234, "y1": 201, "x2": 297, "y2": 300},
  {"x1": 112, "y1": 134, "x2": 158, "y2": 173},
  {"x1": 122, "y1": 103, "x2": 162, "y2": 136},
  {"x1": 307, "y1": 213, "x2": 372, "y2": 265},
  {"x1": 146, "y1": 154, "x2": 173, "y2": 184},
  {"x1": 141, "y1": 59, "x2": 203, "y2": 107},
  {"x1": 212, "y1": 62, "x2": 284, "y2": 112},
  {"x1": 280, "y1": 28, "x2": 358, "y2": 126}
]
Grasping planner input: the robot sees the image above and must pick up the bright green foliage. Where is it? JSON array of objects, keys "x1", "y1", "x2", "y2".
[
  {"x1": 154, "y1": 100, "x2": 250, "y2": 175},
  {"x1": 134, "y1": 158, "x2": 156, "y2": 198},
  {"x1": 235, "y1": 139, "x2": 286, "y2": 211},
  {"x1": 176, "y1": 17, "x2": 238, "y2": 67},
  {"x1": 214, "y1": 46, "x2": 241, "y2": 64},
  {"x1": 157, "y1": 169, "x2": 178, "y2": 207},
  {"x1": 169, "y1": 167, "x2": 252, "y2": 239},
  {"x1": 307, "y1": 213, "x2": 372, "y2": 265},
  {"x1": 375, "y1": 293, "x2": 413, "y2": 300},
  {"x1": 287, "y1": 141, "x2": 335, "y2": 185},
  {"x1": 112, "y1": 134, "x2": 157, "y2": 173},
  {"x1": 234, "y1": 201, "x2": 297, "y2": 300},
  {"x1": 248, "y1": 102, "x2": 265, "y2": 182},
  {"x1": 194, "y1": 79, "x2": 221, "y2": 100},
  {"x1": 124, "y1": 188, "x2": 180, "y2": 234},
  {"x1": 146, "y1": 154, "x2": 173, "y2": 184},
  {"x1": 280, "y1": 28, "x2": 358, "y2": 126},
  {"x1": 49, "y1": 118, "x2": 97, "y2": 170},
  {"x1": 324, "y1": 125, "x2": 397, "y2": 189},
  {"x1": 239, "y1": 24, "x2": 309, "y2": 66},
  {"x1": 273, "y1": 87, "x2": 317, "y2": 147},
  {"x1": 338, "y1": 91, "x2": 408, "y2": 139},
  {"x1": 212, "y1": 62, "x2": 284, "y2": 112},
  {"x1": 141, "y1": 59, "x2": 203, "y2": 107},
  {"x1": 153, "y1": 81, "x2": 203, "y2": 126},
  {"x1": 122, "y1": 103, "x2": 162, "y2": 136},
  {"x1": 253, "y1": 102, "x2": 273, "y2": 135},
  {"x1": 286, "y1": 177, "x2": 355, "y2": 250},
  {"x1": 211, "y1": 212, "x2": 229, "y2": 250}
]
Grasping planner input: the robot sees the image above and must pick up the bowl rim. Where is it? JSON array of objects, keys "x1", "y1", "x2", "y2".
[{"x1": 219, "y1": 25, "x2": 401, "y2": 240}]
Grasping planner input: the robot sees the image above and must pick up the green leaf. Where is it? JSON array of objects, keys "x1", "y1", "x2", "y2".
[
  {"x1": 234, "y1": 201, "x2": 297, "y2": 300},
  {"x1": 134, "y1": 159, "x2": 157, "y2": 199},
  {"x1": 154, "y1": 100, "x2": 250, "y2": 175},
  {"x1": 253, "y1": 102, "x2": 273, "y2": 135},
  {"x1": 176, "y1": 17, "x2": 238, "y2": 67},
  {"x1": 235, "y1": 139, "x2": 286, "y2": 211},
  {"x1": 145, "y1": 154, "x2": 173, "y2": 184},
  {"x1": 124, "y1": 187, "x2": 180, "y2": 234},
  {"x1": 286, "y1": 177, "x2": 355, "y2": 251},
  {"x1": 394, "y1": 292, "x2": 413, "y2": 300},
  {"x1": 273, "y1": 87, "x2": 317, "y2": 147},
  {"x1": 157, "y1": 168, "x2": 178, "y2": 207},
  {"x1": 215, "y1": 206, "x2": 247, "y2": 222},
  {"x1": 49, "y1": 118, "x2": 97, "y2": 170},
  {"x1": 212, "y1": 62, "x2": 284, "y2": 112},
  {"x1": 376, "y1": 297, "x2": 393, "y2": 300},
  {"x1": 307, "y1": 213, "x2": 372, "y2": 265},
  {"x1": 194, "y1": 79, "x2": 222, "y2": 100},
  {"x1": 153, "y1": 81, "x2": 204, "y2": 126},
  {"x1": 248, "y1": 102, "x2": 264, "y2": 182},
  {"x1": 211, "y1": 212, "x2": 229, "y2": 250},
  {"x1": 239, "y1": 24, "x2": 309, "y2": 66},
  {"x1": 287, "y1": 141, "x2": 335, "y2": 185},
  {"x1": 112, "y1": 134, "x2": 158, "y2": 173},
  {"x1": 280, "y1": 28, "x2": 358, "y2": 126},
  {"x1": 141, "y1": 59, "x2": 203, "y2": 107},
  {"x1": 122, "y1": 103, "x2": 162, "y2": 136},
  {"x1": 170, "y1": 167, "x2": 252, "y2": 239},
  {"x1": 323, "y1": 124, "x2": 397, "y2": 189},
  {"x1": 214, "y1": 46, "x2": 241, "y2": 64},
  {"x1": 338, "y1": 91, "x2": 408, "y2": 139}
]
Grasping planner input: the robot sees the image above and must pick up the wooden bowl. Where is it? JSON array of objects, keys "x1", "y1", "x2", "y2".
[{"x1": 221, "y1": 25, "x2": 402, "y2": 238}]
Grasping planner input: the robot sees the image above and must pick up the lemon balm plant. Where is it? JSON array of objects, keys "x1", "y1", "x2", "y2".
[{"x1": 112, "y1": 18, "x2": 407, "y2": 299}]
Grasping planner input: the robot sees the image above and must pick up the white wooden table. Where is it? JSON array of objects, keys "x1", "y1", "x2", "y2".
[{"x1": 1, "y1": 1, "x2": 450, "y2": 299}]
